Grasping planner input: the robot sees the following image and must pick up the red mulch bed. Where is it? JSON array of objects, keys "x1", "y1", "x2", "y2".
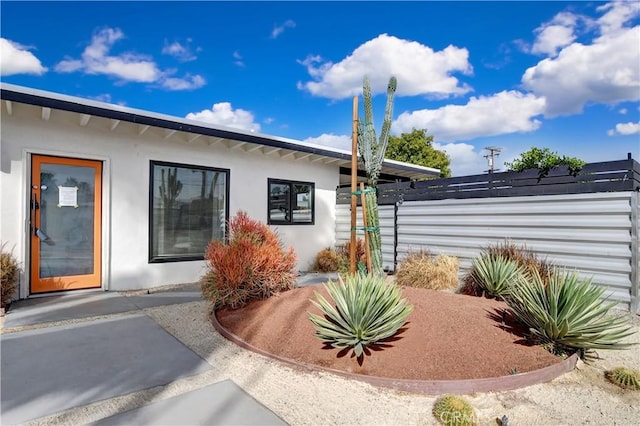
[{"x1": 215, "y1": 285, "x2": 561, "y2": 381}]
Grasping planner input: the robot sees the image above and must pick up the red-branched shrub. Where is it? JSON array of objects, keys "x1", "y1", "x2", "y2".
[{"x1": 201, "y1": 211, "x2": 297, "y2": 310}]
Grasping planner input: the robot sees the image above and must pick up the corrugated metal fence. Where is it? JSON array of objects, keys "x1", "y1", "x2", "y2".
[{"x1": 336, "y1": 159, "x2": 640, "y2": 313}]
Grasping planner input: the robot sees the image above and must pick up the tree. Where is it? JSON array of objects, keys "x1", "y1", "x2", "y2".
[
  {"x1": 386, "y1": 129, "x2": 451, "y2": 178},
  {"x1": 505, "y1": 147, "x2": 586, "y2": 176}
]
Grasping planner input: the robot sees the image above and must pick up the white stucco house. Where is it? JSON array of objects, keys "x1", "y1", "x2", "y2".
[{"x1": 1, "y1": 83, "x2": 439, "y2": 299}]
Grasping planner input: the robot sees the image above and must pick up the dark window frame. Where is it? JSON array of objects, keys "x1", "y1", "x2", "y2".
[
  {"x1": 149, "y1": 160, "x2": 230, "y2": 263},
  {"x1": 267, "y1": 178, "x2": 315, "y2": 225}
]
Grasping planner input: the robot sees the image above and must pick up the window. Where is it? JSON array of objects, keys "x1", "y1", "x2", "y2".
[
  {"x1": 268, "y1": 179, "x2": 314, "y2": 225},
  {"x1": 150, "y1": 161, "x2": 229, "y2": 262}
]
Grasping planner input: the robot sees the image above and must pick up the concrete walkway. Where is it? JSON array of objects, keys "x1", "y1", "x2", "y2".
[{"x1": 0, "y1": 280, "x2": 314, "y2": 426}]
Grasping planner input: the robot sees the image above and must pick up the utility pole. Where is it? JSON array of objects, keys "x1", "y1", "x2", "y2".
[{"x1": 484, "y1": 146, "x2": 502, "y2": 174}]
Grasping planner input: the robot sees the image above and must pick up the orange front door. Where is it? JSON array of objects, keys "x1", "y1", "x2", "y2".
[{"x1": 30, "y1": 155, "x2": 102, "y2": 293}]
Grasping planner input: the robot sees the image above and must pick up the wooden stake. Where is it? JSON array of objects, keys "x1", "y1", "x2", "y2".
[
  {"x1": 360, "y1": 182, "x2": 372, "y2": 273},
  {"x1": 350, "y1": 96, "x2": 358, "y2": 274}
]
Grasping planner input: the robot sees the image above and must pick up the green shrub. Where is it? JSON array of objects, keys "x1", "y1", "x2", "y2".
[
  {"x1": 395, "y1": 250, "x2": 459, "y2": 291},
  {"x1": 505, "y1": 146, "x2": 586, "y2": 176},
  {"x1": 605, "y1": 366, "x2": 640, "y2": 390},
  {"x1": 335, "y1": 239, "x2": 366, "y2": 273},
  {"x1": 1, "y1": 243, "x2": 20, "y2": 309},
  {"x1": 433, "y1": 395, "x2": 476, "y2": 426},
  {"x1": 312, "y1": 248, "x2": 341, "y2": 272},
  {"x1": 470, "y1": 254, "x2": 525, "y2": 299},
  {"x1": 200, "y1": 211, "x2": 297, "y2": 310},
  {"x1": 308, "y1": 273, "x2": 413, "y2": 358},
  {"x1": 507, "y1": 269, "x2": 636, "y2": 355}
]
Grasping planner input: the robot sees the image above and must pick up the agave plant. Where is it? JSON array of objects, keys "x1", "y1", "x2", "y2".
[
  {"x1": 307, "y1": 273, "x2": 413, "y2": 358},
  {"x1": 471, "y1": 254, "x2": 525, "y2": 298},
  {"x1": 507, "y1": 268, "x2": 636, "y2": 354}
]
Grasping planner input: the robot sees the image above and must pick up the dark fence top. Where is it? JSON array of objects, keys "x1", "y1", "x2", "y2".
[{"x1": 337, "y1": 158, "x2": 640, "y2": 205}]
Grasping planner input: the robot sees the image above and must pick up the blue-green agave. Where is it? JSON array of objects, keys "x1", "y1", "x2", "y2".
[
  {"x1": 471, "y1": 254, "x2": 525, "y2": 298},
  {"x1": 307, "y1": 273, "x2": 413, "y2": 358},
  {"x1": 507, "y1": 268, "x2": 636, "y2": 353}
]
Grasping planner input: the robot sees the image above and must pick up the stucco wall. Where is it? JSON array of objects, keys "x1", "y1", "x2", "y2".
[{"x1": 1, "y1": 103, "x2": 337, "y2": 295}]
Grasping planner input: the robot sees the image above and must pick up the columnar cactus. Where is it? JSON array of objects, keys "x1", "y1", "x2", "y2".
[{"x1": 357, "y1": 76, "x2": 397, "y2": 275}]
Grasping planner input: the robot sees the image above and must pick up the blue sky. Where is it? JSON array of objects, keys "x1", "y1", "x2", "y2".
[{"x1": 1, "y1": 1, "x2": 639, "y2": 176}]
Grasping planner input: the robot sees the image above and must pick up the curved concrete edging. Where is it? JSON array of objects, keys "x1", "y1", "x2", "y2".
[{"x1": 210, "y1": 313, "x2": 579, "y2": 395}]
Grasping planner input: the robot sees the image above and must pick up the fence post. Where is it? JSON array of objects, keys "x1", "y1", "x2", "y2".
[{"x1": 630, "y1": 190, "x2": 639, "y2": 314}]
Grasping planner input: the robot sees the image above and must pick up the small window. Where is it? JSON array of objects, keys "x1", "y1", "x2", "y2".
[
  {"x1": 150, "y1": 161, "x2": 229, "y2": 262},
  {"x1": 268, "y1": 179, "x2": 314, "y2": 225}
]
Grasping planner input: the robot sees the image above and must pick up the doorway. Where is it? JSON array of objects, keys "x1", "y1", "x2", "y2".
[{"x1": 30, "y1": 155, "x2": 102, "y2": 293}]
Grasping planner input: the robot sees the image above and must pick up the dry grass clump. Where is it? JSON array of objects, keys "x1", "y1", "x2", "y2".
[
  {"x1": 312, "y1": 248, "x2": 341, "y2": 272},
  {"x1": 395, "y1": 250, "x2": 459, "y2": 291},
  {"x1": 486, "y1": 240, "x2": 552, "y2": 279},
  {"x1": 1, "y1": 243, "x2": 20, "y2": 309}
]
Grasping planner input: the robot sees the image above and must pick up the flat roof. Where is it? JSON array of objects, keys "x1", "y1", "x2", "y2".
[{"x1": 0, "y1": 83, "x2": 440, "y2": 181}]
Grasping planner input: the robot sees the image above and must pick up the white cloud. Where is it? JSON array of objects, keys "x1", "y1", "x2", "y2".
[
  {"x1": 271, "y1": 20, "x2": 296, "y2": 39},
  {"x1": 90, "y1": 93, "x2": 112, "y2": 103},
  {"x1": 619, "y1": 108, "x2": 628, "y2": 115},
  {"x1": 55, "y1": 28, "x2": 160, "y2": 82},
  {"x1": 306, "y1": 132, "x2": 487, "y2": 177},
  {"x1": 608, "y1": 121, "x2": 640, "y2": 136},
  {"x1": 161, "y1": 73, "x2": 205, "y2": 90},
  {"x1": 303, "y1": 133, "x2": 352, "y2": 151},
  {"x1": 433, "y1": 141, "x2": 487, "y2": 177},
  {"x1": 393, "y1": 90, "x2": 546, "y2": 142},
  {"x1": 233, "y1": 51, "x2": 245, "y2": 67},
  {"x1": 522, "y1": 3, "x2": 640, "y2": 117},
  {"x1": 54, "y1": 28, "x2": 205, "y2": 91},
  {"x1": 297, "y1": 34, "x2": 473, "y2": 100},
  {"x1": 162, "y1": 40, "x2": 197, "y2": 62},
  {"x1": 530, "y1": 12, "x2": 578, "y2": 56},
  {"x1": 596, "y1": 1, "x2": 640, "y2": 36},
  {"x1": 186, "y1": 102, "x2": 261, "y2": 132},
  {"x1": 0, "y1": 38, "x2": 47, "y2": 76}
]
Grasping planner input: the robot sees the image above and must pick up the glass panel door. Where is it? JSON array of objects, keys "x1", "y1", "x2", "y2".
[{"x1": 30, "y1": 155, "x2": 102, "y2": 293}]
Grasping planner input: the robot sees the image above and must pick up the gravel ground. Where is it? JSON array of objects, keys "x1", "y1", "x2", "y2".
[{"x1": 22, "y1": 300, "x2": 640, "y2": 426}]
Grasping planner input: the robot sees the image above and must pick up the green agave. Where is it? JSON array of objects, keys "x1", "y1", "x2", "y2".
[
  {"x1": 471, "y1": 254, "x2": 525, "y2": 298},
  {"x1": 307, "y1": 273, "x2": 413, "y2": 358},
  {"x1": 507, "y1": 268, "x2": 636, "y2": 353}
]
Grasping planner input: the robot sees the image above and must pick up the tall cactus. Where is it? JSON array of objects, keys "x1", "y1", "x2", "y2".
[
  {"x1": 159, "y1": 167, "x2": 183, "y2": 249},
  {"x1": 357, "y1": 76, "x2": 397, "y2": 275}
]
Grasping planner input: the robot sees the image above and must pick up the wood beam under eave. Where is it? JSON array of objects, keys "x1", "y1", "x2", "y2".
[
  {"x1": 208, "y1": 137, "x2": 225, "y2": 146},
  {"x1": 311, "y1": 156, "x2": 326, "y2": 163},
  {"x1": 79, "y1": 114, "x2": 91, "y2": 127},
  {"x1": 138, "y1": 124, "x2": 150, "y2": 135},
  {"x1": 110, "y1": 119, "x2": 120, "y2": 131},
  {"x1": 295, "y1": 152, "x2": 313, "y2": 161},
  {"x1": 281, "y1": 151, "x2": 295, "y2": 160},
  {"x1": 230, "y1": 141, "x2": 247, "y2": 150},
  {"x1": 245, "y1": 144, "x2": 264, "y2": 153},
  {"x1": 164, "y1": 129, "x2": 176, "y2": 139},
  {"x1": 323, "y1": 158, "x2": 342, "y2": 165},
  {"x1": 5, "y1": 101, "x2": 12, "y2": 116},
  {"x1": 41, "y1": 107, "x2": 51, "y2": 121},
  {"x1": 262, "y1": 146, "x2": 281, "y2": 156},
  {"x1": 187, "y1": 134, "x2": 201, "y2": 144}
]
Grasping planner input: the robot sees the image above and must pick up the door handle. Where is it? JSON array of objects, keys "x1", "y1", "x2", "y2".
[{"x1": 35, "y1": 228, "x2": 50, "y2": 242}]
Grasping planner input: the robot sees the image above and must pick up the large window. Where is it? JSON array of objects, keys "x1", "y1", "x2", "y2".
[
  {"x1": 268, "y1": 179, "x2": 314, "y2": 225},
  {"x1": 150, "y1": 161, "x2": 229, "y2": 262}
]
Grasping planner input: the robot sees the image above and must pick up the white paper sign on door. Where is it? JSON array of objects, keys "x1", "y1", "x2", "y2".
[{"x1": 58, "y1": 186, "x2": 79, "y2": 208}]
